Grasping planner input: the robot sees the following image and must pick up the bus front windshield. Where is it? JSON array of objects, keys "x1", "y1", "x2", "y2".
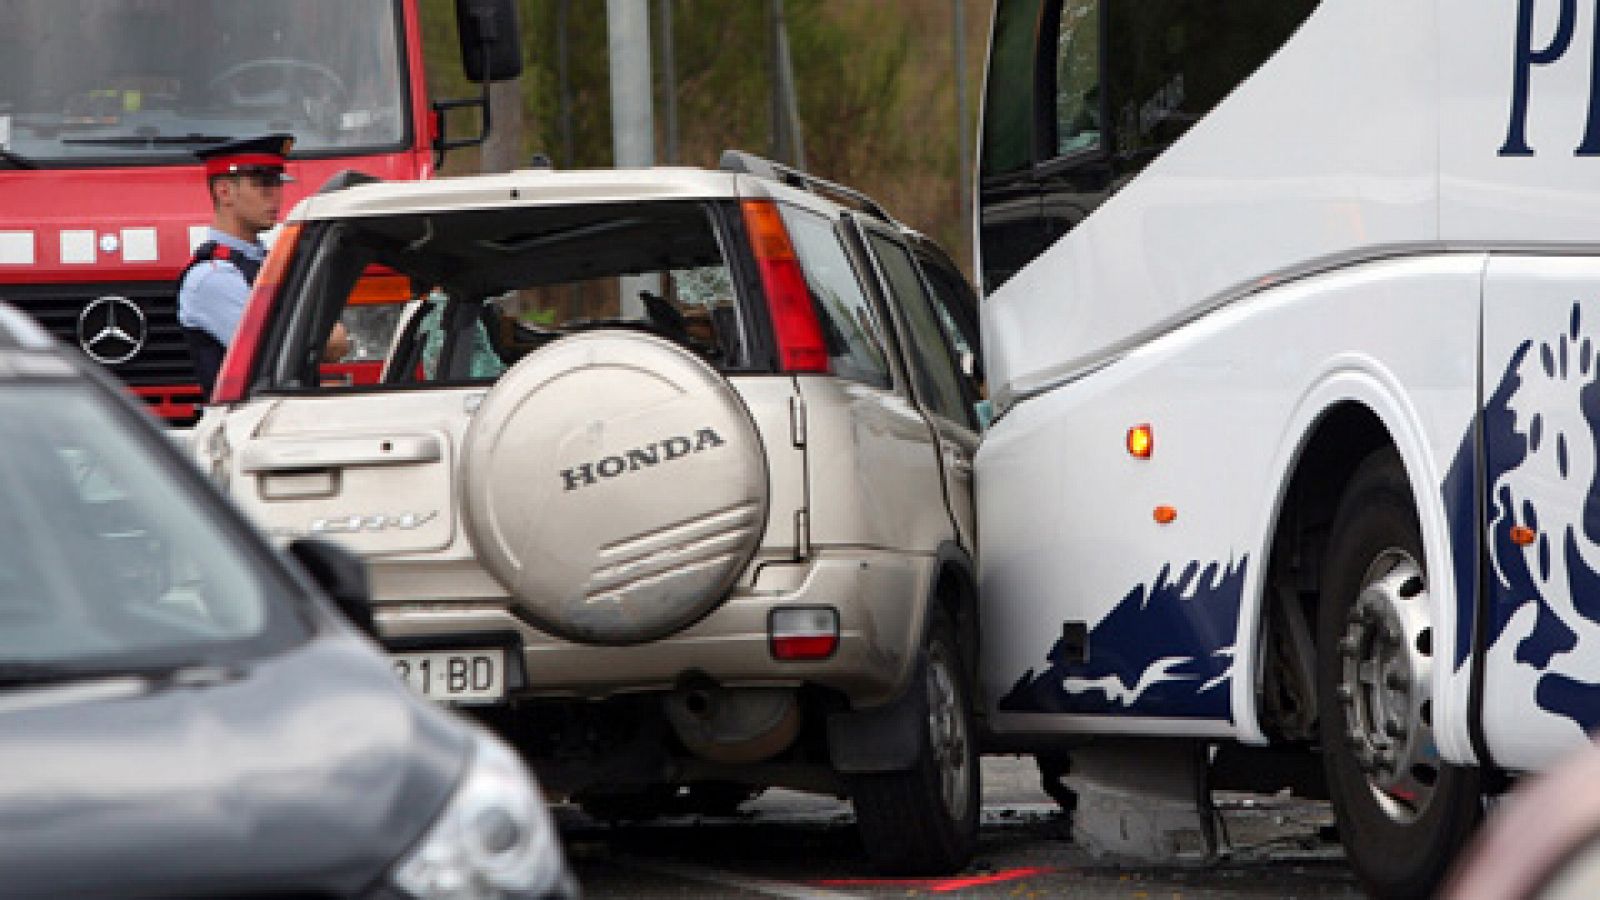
[{"x1": 0, "y1": 0, "x2": 408, "y2": 165}]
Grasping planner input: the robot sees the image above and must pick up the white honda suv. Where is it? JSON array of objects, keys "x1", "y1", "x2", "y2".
[{"x1": 191, "y1": 152, "x2": 987, "y2": 874}]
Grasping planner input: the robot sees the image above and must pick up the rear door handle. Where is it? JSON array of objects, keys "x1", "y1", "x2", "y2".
[
  {"x1": 240, "y1": 434, "x2": 442, "y2": 473},
  {"x1": 943, "y1": 447, "x2": 972, "y2": 476}
]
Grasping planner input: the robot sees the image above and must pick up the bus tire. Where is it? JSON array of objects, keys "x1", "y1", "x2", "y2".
[
  {"x1": 1317, "y1": 448, "x2": 1480, "y2": 899},
  {"x1": 849, "y1": 613, "x2": 979, "y2": 874}
]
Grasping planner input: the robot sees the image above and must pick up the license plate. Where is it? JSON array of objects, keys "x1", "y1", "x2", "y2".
[{"x1": 391, "y1": 648, "x2": 506, "y2": 703}]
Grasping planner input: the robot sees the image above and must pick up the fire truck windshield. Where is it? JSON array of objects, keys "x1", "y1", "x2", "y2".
[{"x1": 0, "y1": 0, "x2": 408, "y2": 164}]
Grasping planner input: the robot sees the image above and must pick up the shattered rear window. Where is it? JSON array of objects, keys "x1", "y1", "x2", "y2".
[{"x1": 269, "y1": 200, "x2": 757, "y2": 390}]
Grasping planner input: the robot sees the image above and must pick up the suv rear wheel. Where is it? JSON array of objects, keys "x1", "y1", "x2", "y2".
[{"x1": 849, "y1": 611, "x2": 979, "y2": 874}]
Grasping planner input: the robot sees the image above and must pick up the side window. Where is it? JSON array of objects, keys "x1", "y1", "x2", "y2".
[
  {"x1": 915, "y1": 251, "x2": 986, "y2": 411},
  {"x1": 865, "y1": 231, "x2": 975, "y2": 429},
  {"x1": 779, "y1": 206, "x2": 893, "y2": 389},
  {"x1": 1104, "y1": 0, "x2": 1319, "y2": 166},
  {"x1": 1055, "y1": 0, "x2": 1101, "y2": 157},
  {"x1": 980, "y1": 0, "x2": 1045, "y2": 178}
]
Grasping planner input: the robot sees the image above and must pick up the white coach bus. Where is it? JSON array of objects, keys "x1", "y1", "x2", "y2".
[{"x1": 974, "y1": 0, "x2": 1600, "y2": 895}]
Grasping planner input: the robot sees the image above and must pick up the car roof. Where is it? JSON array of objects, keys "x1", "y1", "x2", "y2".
[
  {"x1": 293, "y1": 166, "x2": 750, "y2": 221},
  {"x1": 290, "y1": 158, "x2": 886, "y2": 226}
]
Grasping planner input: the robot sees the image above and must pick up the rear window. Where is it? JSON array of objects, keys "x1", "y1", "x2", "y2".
[{"x1": 263, "y1": 201, "x2": 757, "y2": 391}]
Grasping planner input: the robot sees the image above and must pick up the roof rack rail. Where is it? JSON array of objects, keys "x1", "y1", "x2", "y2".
[
  {"x1": 718, "y1": 149, "x2": 893, "y2": 225},
  {"x1": 315, "y1": 169, "x2": 383, "y2": 195}
]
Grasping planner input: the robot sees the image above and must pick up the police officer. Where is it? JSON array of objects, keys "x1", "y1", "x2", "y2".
[{"x1": 177, "y1": 134, "x2": 295, "y2": 398}]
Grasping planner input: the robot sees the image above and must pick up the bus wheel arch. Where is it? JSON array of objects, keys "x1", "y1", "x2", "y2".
[{"x1": 1257, "y1": 402, "x2": 1392, "y2": 744}]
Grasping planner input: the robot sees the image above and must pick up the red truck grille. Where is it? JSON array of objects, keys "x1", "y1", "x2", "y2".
[{"x1": 1, "y1": 282, "x2": 202, "y2": 424}]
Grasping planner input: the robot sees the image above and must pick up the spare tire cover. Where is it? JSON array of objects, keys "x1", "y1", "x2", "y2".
[{"x1": 462, "y1": 330, "x2": 768, "y2": 645}]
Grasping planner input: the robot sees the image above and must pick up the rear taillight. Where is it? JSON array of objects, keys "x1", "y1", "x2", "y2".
[
  {"x1": 740, "y1": 199, "x2": 830, "y2": 374},
  {"x1": 211, "y1": 223, "x2": 301, "y2": 405},
  {"x1": 770, "y1": 607, "x2": 840, "y2": 661}
]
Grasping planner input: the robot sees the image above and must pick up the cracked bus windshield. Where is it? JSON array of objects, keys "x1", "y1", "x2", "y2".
[{"x1": 0, "y1": 0, "x2": 406, "y2": 163}]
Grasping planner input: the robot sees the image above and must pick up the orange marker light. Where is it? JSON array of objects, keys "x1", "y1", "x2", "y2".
[
  {"x1": 1510, "y1": 525, "x2": 1537, "y2": 547},
  {"x1": 1127, "y1": 424, "x2": 1154, "y2": 459},
  {"x1": 1154, "y1": 505, "x2": 1177, "y2": 525}
]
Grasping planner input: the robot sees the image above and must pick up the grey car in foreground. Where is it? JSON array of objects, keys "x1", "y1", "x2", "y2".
[{"x1": 0, "y1": 303, "x2": 574, "y2": 899}]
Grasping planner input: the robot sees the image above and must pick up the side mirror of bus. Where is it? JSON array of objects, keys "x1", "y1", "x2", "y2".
[{"x1": 456, "y1": 0, "x2": 524, "y2": 83}]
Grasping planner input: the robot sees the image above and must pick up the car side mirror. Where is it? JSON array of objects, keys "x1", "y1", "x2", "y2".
[{"x1": 288, "y1": 537, "x2": 378, "y2": 639}]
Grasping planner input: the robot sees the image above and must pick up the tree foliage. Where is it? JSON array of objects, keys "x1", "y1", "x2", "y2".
[{"x1": 419, "y1": 0, "x2": 984, "y2": 270}]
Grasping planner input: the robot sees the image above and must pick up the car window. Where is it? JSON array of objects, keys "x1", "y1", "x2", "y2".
[
  {"x1": 913, "y1": 247, "x2": 987, "y2": 412},
  {"x1": 864, "y1": 231, "x2": 976, "y2": 429},
  {"x1": 0, "y1": 383, "x2": 302, "y2": 669},
  {"x1": 271, "y1": 201, "x2": 754, "y2": 390},
  {"x1": 778, "y1": 205, "x2": 893, "y2": 389}
]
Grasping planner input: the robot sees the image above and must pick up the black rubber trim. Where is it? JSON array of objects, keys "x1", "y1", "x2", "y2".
[{"x1": 1466, "y1": 288, "x2": 1498, "y2": 774}]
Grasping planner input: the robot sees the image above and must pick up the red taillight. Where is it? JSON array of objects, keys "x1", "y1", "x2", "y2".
[
  {"x1": 211, "y1": 224, "x2": 301, "y2": 405},
  {"x1": 741, "y1": 200, "x2": 830, "y2": 374},
  {"x1": 770, "y1": 607, "x2": 839, "y2": 661}
]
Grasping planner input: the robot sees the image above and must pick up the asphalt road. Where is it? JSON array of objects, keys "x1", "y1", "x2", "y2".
[{"x1": 560, "y1": 757, "x2": 1366, "y2": 898}]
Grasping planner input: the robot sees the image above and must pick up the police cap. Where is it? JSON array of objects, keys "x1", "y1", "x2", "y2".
[{"x1": 197, "y1": 134, "x2": 296, "y2": 183}]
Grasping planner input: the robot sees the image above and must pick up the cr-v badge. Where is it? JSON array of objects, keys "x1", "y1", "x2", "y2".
[
  {"x1": 77, "y1": 296, "x2": 147, "y2": 364},
  {"x1": 310, "y1": 510, "x2": 440, "y2": 534}
]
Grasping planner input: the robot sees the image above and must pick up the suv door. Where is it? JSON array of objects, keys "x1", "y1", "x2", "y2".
[{"x1": 852, "y1": 221, "x2": 983, "y2": 553}]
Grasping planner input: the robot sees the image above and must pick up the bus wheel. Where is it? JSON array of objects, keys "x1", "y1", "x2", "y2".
[
  {"x1": 1317, "y1": 449, "x2": 1480, "y2": 899},
  {"x1": 850, "y1": 613, "x2": 979, "y2": 874}
]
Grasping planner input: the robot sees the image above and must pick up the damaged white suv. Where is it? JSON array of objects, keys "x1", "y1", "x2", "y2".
[{"x1": 192, "y1": 152, "x2": 986, "y2": 873}]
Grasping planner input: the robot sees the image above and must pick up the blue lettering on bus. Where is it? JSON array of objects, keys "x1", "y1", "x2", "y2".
[{"x1": 1502, "y1": 0, "x2": 1577, "y2": 156}]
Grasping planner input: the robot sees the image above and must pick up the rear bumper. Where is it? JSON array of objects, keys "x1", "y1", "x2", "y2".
[{"x1": 372, "y1": 549, "x2": 933, "y2": 709}]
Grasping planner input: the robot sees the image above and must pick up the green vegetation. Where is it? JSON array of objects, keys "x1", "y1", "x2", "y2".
[{"x1": 420, "y1": 0, "x2": 986, "y2": 273}]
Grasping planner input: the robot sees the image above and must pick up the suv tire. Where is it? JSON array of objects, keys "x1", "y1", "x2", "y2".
[{"x1": 849, "y1": 611, "x2": 979, "y2": 874}]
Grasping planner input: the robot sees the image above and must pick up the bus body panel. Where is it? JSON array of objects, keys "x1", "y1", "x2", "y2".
[
  {"x1": 978, "y1": 255, "x2": 1481, "y2": 760},
  {"x1": 1479, "y1": 256, "x2": 1600, "y2": 772},
  {"x1": 982, "y1": 0, "x2": 1439, "y2": 411}
]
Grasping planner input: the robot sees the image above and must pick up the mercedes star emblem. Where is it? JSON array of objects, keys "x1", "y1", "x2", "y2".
[{"x1": 77, "y1": 296, "x2": 147, "y2": 365}]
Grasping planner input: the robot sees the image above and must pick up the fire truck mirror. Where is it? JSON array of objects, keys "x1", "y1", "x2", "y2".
[{"x1": 455, "y1": 0, "x2": 524, "y2": 84}]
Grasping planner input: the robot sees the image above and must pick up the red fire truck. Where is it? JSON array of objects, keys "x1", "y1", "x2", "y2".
[{"x1": 0, "y1": 0, "x2": 520, "y2": 424}]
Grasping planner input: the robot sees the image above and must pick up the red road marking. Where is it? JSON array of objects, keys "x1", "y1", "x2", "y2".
[{"x1": 814, "y1": 866, "x2": 1057, "y2": 892}]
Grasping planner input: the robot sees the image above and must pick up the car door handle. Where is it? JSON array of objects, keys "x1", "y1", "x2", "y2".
[
  {"x1": 943, "y1": 448, "x2": 972, "y2": 476},
  {"x1": 240, "y1": 434, "x2": 443, "y2": 473}
]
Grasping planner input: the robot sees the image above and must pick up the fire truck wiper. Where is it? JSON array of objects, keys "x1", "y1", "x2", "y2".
[
  {"x1": 61, "y1": 134, "x2": 233, "y2": 147},
  {"x1": 0, "y1": 148, "x2": 38, "y2": 169}
]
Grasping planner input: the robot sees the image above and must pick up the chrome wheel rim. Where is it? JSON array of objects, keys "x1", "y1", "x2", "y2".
[
  {"x1": 1337, "y1": 548, "x2": 1440, "y2": 824},
  {"x1": 926, "y1": 643, "x2": 972, "y2": 821}
]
